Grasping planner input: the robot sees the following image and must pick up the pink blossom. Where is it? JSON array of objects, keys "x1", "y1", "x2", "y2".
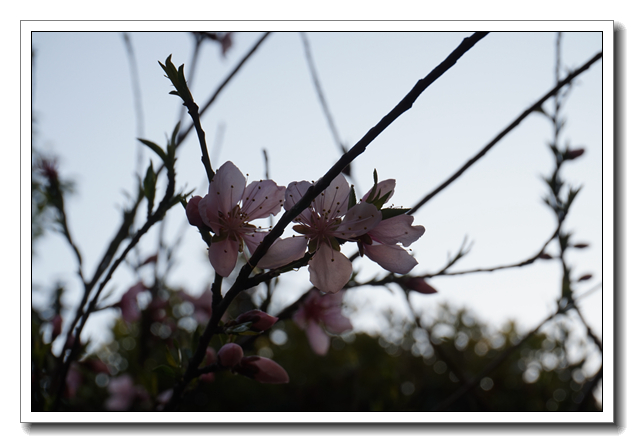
[
  {"x1": 118, "y1": 282, "x2": 147, "y2": 323},
  {"x1": 156, "y1": 389, "x2": 173, "y2": 410},
  {"x1": 360, "y1": 180, "x2": 426, "y2": 274},
  {"x1": 293, "y1": 289, "x2": 352, "y2": 355},
  {"x1": 218, "y1": 343, "x2": 244, "y2": 368},
  {"x1": 282, "y1": 174, "x2": 381, "y2": 293},
  {"x1": 105, "y1": 374, "x2": 137, "y2": 411},
  {"x1": 65, "y1": 362, "x2": 82, "y2": 398},
  {"x1": 234, "y1": 309, "x2": 278, "y2": 332},
  {"x1": 236, "y1": 356, "x2": 289, "y2": 384},
  {"x1": 198, "y1": 161, "x2": 285, "y2": 277}
]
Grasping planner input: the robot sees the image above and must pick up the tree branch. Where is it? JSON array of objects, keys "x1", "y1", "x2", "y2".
[
  {"x1": 163, "y1": 31, "x2": 490, "y2": 411},
  {"x1": 408, "y1": 50, "x2": 603, "y2": 215}
]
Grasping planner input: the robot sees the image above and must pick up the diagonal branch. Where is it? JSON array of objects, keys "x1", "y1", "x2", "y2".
[{"x1": 408, "y1": 50, "x2": 603, "y2": 215}]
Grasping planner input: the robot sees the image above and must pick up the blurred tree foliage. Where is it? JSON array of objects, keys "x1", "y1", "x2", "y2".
[{"x1": 31, "y1": 284, "x2": 601, "y2": 412}]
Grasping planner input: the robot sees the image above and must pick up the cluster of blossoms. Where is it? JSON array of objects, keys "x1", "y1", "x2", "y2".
[{"x1": 187, "y1": 161, "x2": 426, "y2": 294}]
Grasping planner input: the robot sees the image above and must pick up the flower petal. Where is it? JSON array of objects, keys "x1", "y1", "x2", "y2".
[
  {"x1": 369, "y1": 214, "x2": 425, "y2": 247},
  {"x1": 242, "y1": 230, "x2": 268, "y2": 256},
  {"x1": 308, "y1": 246, "x2": 352, "y2": 293},
  {"x1": 208, "y1": 237, "x2": 239, "y2": 277},
  {"x1": 284, "y1": 181, "x2": 313, "y2": 224},
  {"x1": 321, "y1": 307, "x2": 353, "y2": 334},
  {"x1": 240, "y1": 180, "x2": 285, "y2": 220},
  {"x1": 186, "y1": 195, "x2": 204, "y2": 227},
  {"x1": 313, "y1": 174, "x2": 350, "y2": 219},
  {"x1": 336, "y1": 202, "x2": 382, "y2": 240},
  {"x1": 208, "y1": 161, "x2": 246, "y2": 215},
  {"x1": 257, "y1": 236, "x2": 308, "y2": 269},
  {"x1": 198, "y1": 192, "x2": 222, "y2": 232},
  {"x1": 364, "y1": 243, "x2": 418, "y2": 274}
]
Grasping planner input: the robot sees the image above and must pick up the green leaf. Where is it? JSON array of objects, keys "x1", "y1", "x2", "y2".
[
  {"x1": 225, "y1": 322, "x2": 253, "y2": 335},
  {"x1": 138, "y1": 138, "x2": 167, "y2": 162},
  {"x1": 143, "y1": 162, "x2": 156, "y2": 213},
  {"x1": 348, "y1": 185, "x2": 357, "y2": 210},
  {"x1": 380, "y1": 207, "x2": 410, "y2": 220},
  {"x1": 170, "y1": 121, "x2": 181, "y2": 147},
  {"x1": 165, "y1": 346, "x2": 179, "y2": 368},
  {"x1": 372, "y1": 190, "x2": 392, "y2": 210}
]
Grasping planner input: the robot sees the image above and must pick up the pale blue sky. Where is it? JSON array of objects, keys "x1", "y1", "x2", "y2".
[{"x1": 30, "y1": 30, "x2": 604, "y2": 381}]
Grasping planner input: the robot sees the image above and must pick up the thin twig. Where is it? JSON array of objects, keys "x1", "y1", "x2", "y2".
[
  {"x1": 300, "y1": 32, "x2": 347, "y2": 156},
  {"x1": 437, "y1": 225, "x2": 561, "y2": 277},
  {"x1": 572, "y1": 301, "x2": 603, "y2": 353},
  {"x1": 177, "y1": 32, "x2": 272, "y2": 145},
  {"x1": 408, "y1": 50, "x2": 603, "y2": 215},
  {"x1": 122, "y1": 33, "x2": 146, "y2": 177},
  {"x1": 53, "y1": 159, "x2": 177, "y2": 410}
]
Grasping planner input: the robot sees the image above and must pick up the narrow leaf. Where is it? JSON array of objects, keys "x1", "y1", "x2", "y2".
[{"x1": 138, "y1": 138, "x2": 167, "y2": 162}]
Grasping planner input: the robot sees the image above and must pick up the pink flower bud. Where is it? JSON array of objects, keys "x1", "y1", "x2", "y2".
[
  {"x1": 235, "y1": 309, "x2": 278, "y2": 332},
  {"x1": 578, "y1": 274, "x2": 593, "y2": 282},
  {"x1": 199, "y1": 372, "x2": 215, "y2": 383},
  {"x1": 218, "y1": 343, "x2": 244, "y2": 368},
  {"x1": 119, "y1": 282, "x2": 146, "y2": 323},
  {"x1": 399, "y1": 277, "x2": 437, "y2": 294},
  {"x1": 237, "y1": 356, "x2": 289, "y2": 384},
  {"x1": 186, "y1": 196, "x2": 205, "y2": 228}
]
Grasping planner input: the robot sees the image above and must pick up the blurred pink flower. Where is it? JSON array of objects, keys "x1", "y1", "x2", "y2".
[
  {"x1": 293, "y1": 289, "x2": 352, "y2": 355},
  {"x1": 105, "y1": 374, "x2": 148, "y2": 411},
  {"x1": 198, "y1": 161, "x2": 285, "y2": 277},
  {"x1": 156, "y1": 389, "x2": 173, "y2": 410},
  {"x1": 118, "y1": 282, "x2": 147, "y2": 323},
  {"x1": 282, "y1": 175, "x2": 381, "y2": 293},
  {"x1": 236, "y1": 356, "x2": 289, "y2": 384},
  {"x1": 65, "y1": 362, "x2": 82, "y2": 398},
  {"x1": 105, "y1": 374, "x2": 136, "y2": 411}
]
